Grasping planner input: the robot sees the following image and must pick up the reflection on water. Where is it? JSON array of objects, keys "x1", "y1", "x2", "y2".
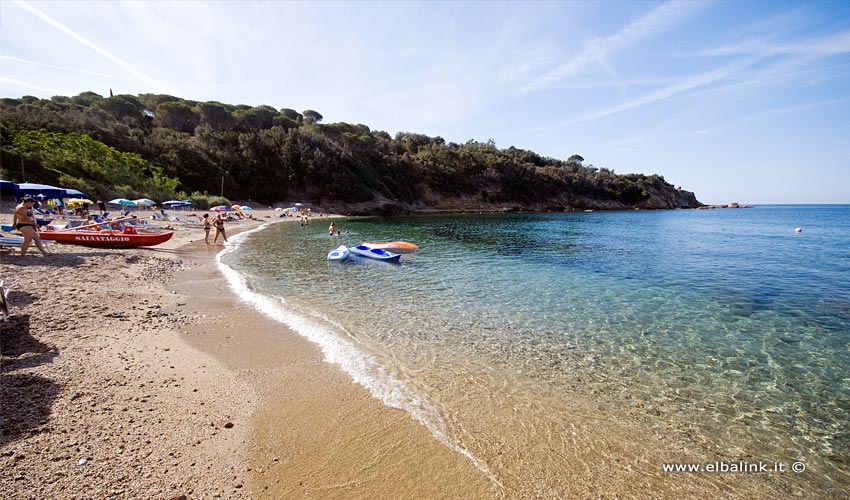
[{"x1": 224, "y1": 206, "x2": 850, "y2": 496}]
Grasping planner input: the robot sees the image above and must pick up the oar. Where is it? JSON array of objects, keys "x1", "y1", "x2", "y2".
[{"x1": 56, "y1": 216, "x2": 135, "y2": 232}]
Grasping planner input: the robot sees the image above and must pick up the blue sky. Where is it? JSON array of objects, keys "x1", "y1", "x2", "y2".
[{"x1": 1, "y1": 0, "x2": 849, "y2": 204}]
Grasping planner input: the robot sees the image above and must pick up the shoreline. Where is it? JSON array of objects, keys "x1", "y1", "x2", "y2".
[
  {"x1": 171, "y1": 221, "x2": 496, "y2": 498},
  {"x1": 0, "y1": 210, "x2": 494, "y2": 498}
]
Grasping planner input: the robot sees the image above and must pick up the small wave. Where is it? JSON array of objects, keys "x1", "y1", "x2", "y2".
[{"x1": 216, "y1": 223, "x2": 494, "y2": 479}]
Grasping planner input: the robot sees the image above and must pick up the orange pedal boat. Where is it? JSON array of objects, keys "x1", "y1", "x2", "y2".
[{"x1": 363, "y1": 241, "x2": 419, "y2": 253}]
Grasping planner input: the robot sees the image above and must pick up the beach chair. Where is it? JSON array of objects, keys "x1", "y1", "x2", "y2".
[
  {"x1": 0, "y1": 280, "x2": 9, "y2": 322},
  {"x1": 0, "y1": 234, "x2": 25, "y2": 246}
]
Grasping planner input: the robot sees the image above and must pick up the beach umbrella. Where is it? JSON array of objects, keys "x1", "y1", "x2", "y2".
[
  {"x1": 15, "y1": 182, "x2": 68, "y2": 199},
  {"x1": 231, "y1": 204, "x2": 242, "y2": 210},
  {"x1": 0, "y1": 179, "x2": 16, "y2": 196},
  {"x1": 67, "y1": 198, "x2": 93, "y2": 206},
  {"x1": 133, "y1": 198, "x2": 156, "y2": 206},
  {"x1": 63, "y1": 188, "x2": 88, "y2": 198},
  {"x1": 241, "y1": 206, "x2": 253, "y2": 210},
  {"x1": 108, "y1": 198, "x2": 138, "y2": 207},
  {"x1": 210, "y1": 205, "x2": 230, "y2": 211},
  {"x1": 161, "y1": 200, "x2": 192, "y2": 208}
]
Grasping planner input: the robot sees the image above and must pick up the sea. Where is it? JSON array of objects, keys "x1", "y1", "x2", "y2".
[{"x1": 217, "y1": 205, "x2": 849, "y2": 496}]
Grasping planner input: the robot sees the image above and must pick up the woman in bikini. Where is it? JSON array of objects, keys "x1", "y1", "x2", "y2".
[
  {"x1": 13, "y1": 196, "x2": 50, "y2": 257},
  {"x1": 202, "y1": 213, "x2": 211, "y2": 245},
  {"x1": 213, "y1": 213, "x2": 227, "y2": 244}
]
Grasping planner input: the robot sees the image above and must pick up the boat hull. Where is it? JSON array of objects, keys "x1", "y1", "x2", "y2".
[
  {"x1": 350, "y1": 245, "x2": 401, "y2": 262},
  {"x1": 327, "y1": 245, "x2": 350, "y2": 261},
  {"x1": 40, "y1": 230, "x2": 174, "y2": 248},
  {"x1": 363, "y1": 241, "x2": 418, "y2": 253}
]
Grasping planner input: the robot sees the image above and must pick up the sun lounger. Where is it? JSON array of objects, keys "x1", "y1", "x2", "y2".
[
  {"x1": 0, "y1": 234, "x2": 25, "y2": 246},
  {"x1": 0, "y1": 280, "x2": 9, "y2": 322}
]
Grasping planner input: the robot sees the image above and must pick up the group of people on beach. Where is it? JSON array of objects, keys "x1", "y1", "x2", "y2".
[{"x1": 201, "y1": 213, "x2": 228, "y2": 245}]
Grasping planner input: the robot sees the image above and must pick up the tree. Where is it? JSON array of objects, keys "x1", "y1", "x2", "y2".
[
  {"x1": 94, "y1": 95, "x2": 144, "y2": 120},
  {"x1": 69, "y1": 92, "x2": 104, "y2": 107},
  {"x1": 302, "y1": 109, "x2": 323, "y2": 124},
  {"x1": 138, "y1": 93, "x2": 181, "y2": 110},
  {"x1": 236, "y1": 106, "x2": 278, "y2": 130},
  {"x1": 154, "y1": 101, "x2": 199, "y2": 133},
  {"x1": 195, "y1": 101, "x2": 233, "y2": 131},
  {"x1": 280, "y1": 108, "x2": 302, "y2": 121}
]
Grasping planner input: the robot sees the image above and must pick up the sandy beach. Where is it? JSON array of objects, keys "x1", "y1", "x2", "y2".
[{"x1": 0, "y1": 210, "x2": 493, "y2": 499}]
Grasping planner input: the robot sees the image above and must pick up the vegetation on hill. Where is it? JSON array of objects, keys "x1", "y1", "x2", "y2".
[{"x1": 0, "y1": 92, "x2": 701, "y2": 211}]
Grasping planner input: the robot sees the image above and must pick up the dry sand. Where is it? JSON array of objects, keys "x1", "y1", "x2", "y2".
[{"x1": 0, "y1": 210, "x2": 494, "y2": 499}]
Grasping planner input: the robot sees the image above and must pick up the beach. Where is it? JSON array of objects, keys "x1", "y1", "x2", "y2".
[
  {"x1": 0, "y1": 210, "x2": 493, "y2": 499},
  {"x1": 2, "y1": 207, "x2": 847, "y2": 499}
]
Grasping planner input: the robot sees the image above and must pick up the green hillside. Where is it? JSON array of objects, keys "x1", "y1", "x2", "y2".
[{"x1": 0, "y1": 92, "x2": 701, "y2": 212}]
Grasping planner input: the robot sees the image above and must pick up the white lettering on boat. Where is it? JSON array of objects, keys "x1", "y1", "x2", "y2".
[{"x1": 73, "y1": 235, "x2": 132, "y2": 242}]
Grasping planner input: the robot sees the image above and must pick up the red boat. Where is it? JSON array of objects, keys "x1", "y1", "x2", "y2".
[{"x1": 40, "y1": 228, "x2": 174, "y2": 248}]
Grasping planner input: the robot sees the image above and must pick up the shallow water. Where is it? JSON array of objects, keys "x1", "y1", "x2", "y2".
[{"x1": 221, "y1": 206, "x2": 850, "y2": 496}]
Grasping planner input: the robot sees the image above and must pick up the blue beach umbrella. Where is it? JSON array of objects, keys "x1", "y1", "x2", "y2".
[
  {"x1": 63, "y1": 188, "x2": 88, "y2": 198},
  {"x1": 15, "y1": 182, "x2": 68, "y2": 199},
  {"x1": 0, "y1": 179, "x2": 17, "y2": 196},
  {"x1": 108, "y1": 198, "x2": 138, "y2": 207},
  {"x1": 161, "y1": 200, "x2": 192, "y2": 208}
]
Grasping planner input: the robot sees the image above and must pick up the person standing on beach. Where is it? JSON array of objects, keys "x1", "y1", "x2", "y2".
[
  {"x1": 202, "y1": 213, "x2": 211, "y2": 245},
  {"x1": 213, "y1": 213, "x2": 227, "y2": 244},
  {"x1": 13, "y1": 196, "x2": 50, "y2": 257},
  {"x1": 97, "y1": 200, "x2": 106, "y2": 215}
]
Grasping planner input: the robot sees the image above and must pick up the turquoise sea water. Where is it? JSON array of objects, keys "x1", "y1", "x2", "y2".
[{"x1": 219, "y1": 205, "x2": 849, "y2": 494}]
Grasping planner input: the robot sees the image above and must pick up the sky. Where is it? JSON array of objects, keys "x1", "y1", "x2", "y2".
[{"x1": 1, "y1": 0, "x2": 849, "y2": 204}]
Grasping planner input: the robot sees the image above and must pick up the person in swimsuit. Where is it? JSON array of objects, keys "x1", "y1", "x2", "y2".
[
  {"x1": 202, "y1": 213, "x2": 211, "y2": 245},
  {"x1": 213, "y1": 213, "x2": 227, "y2": 244},
  {"x1": 12, "y1": 196, "x2": 50, "y2": 257}
]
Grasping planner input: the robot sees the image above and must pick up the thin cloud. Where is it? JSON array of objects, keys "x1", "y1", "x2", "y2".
[
  {"x1": 13, "y1": 1, "x2": 178, "y2": 95},
  {"x1": 565, "y1": 58, "x2": 757, "y2": 126},
  {"x1": 703, "y1": 30, "x2": 850, "y2": 57},
  {"x1": 0, "y1": 55, "x2": 125, "y2": 80},
  {"x1": 742, "y1": 96, "x2": 850, "y2": 121},
  {"x1": 0, "y1": 76, "x2": 62, "y2": 95},
  {"x1": 522, "y1": 1, "x2": 708, "y2": 92}
]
